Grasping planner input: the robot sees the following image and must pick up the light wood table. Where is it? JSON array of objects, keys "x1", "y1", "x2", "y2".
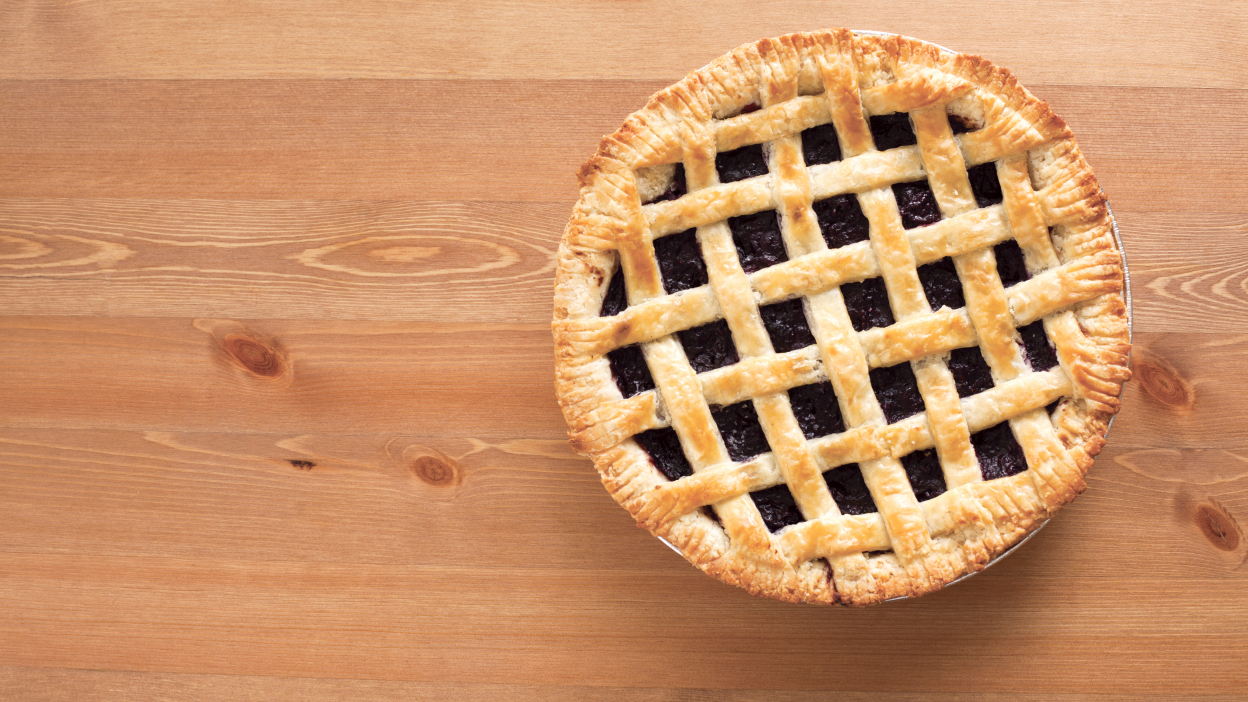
[{"x1": 1, "y1": 2, "x2": 1245, "y2": 699}]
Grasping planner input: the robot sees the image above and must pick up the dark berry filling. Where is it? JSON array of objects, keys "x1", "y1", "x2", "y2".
[
  {"x1": 678, "y1": 319, "x2": 739, "y2": 374},
  {"x1": 607, "y1": 345, "x2": 655, "y2": 398},
  {"x1": 801, "y1": 123, "x2": 842, "y2": 166},
  {"x1": 646, "y1": 163, "x2": 687, "y2": 204},
  {"x1": 812, "y1": 194, "x2": 870, "y2": 249},
  {"x1": 728, "y1": 210, "x2": 788, "y2": 273},
  {"x1": 966, "y1": 162, "x2": 1003, "y2": 208},
  {"x1": 870, "y1": 113, "x2": 917, "y2": 151},
  {"x1": 893, "y1": 181, "x2": 942, "y2": 229},
  {"x1": 759, "y1": 299, "x2": 816, "y2": 353},
  {"x1": 1018, "y1": 320, "x2": 1059, "y2": 371},
  {"x1": 600, "y1": 265, "x2": 627, "y2": 317},
  {"x1": 947, "y1": 346, "x2": 994, "y2": 398},
  {"x1": 739, "y1": 102, "x2": 761, "y2": 115},
  {"x1": 972, "y1": 422, "x2": 1028, "y2": 480},
  {"x1": 948, "y1": 114, "x2": 978, "y2": 134},
  {"x1": 994, "y1": 239, "x2": 1029, "y2": 287},
  {"x1": 841, "y1": 277, "x2": 895, "y2": 332},
  {"x1": 1045, "y1": 399, "x2": 1061, "y2": 416},
  {"x1": 712, "y1": 401, "x2": 771, "y2": 462},
  {"x1": 636, "y1": 427, "x2": 692, "y2": 481},
  {"x1": 788, "y1": 381, "x2": 845, "y2": 439},
  {"x1": 917, "y1": 256, "x2": 965, "y2": 310},
  {"x1": 653, "y1": 228, "x2": 708, "y2": 294},
  {"x1": 900, "y1": 448, "x2": 947, "y2": 501},
  {"x1": 716, "y1": 143, "x2": 768, "y2": 183},
  {"x1": 824, "y1": 463, "x2": 878, "y2": 515},
  {"x1": 751, "y1": 483, "x2": 803, "y2": 532},
  {"x1": 870, "y1": 363, "x2": 926, "y2": 424}
]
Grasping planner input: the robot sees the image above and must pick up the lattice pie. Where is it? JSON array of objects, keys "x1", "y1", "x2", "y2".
[{"x1": 552, "y1": 30, "x2": 1130, "y2": 605}]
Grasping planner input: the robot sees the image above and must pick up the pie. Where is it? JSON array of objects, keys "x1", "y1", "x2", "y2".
[{"x1": 552, "y1": 29, "x2": 1131, "y2": 605}]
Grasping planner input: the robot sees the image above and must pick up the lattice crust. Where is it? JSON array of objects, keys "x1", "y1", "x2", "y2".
[{"x1": 553, "y1": 30, "x2": 1130, "y2": 605}]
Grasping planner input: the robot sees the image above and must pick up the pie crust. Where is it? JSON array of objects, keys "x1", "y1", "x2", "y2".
[{"x1": 552, "y1": 30, "x2": 1130, "y2": 605}]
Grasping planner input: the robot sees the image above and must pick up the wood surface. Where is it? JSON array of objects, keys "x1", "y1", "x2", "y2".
[{"x1": 1, "y1": 1, "x2": 1246, "y2": 699}]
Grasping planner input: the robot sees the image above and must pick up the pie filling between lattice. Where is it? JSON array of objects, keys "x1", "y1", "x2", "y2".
[{"x1": 554, "y1": 30, "x2": 1130, "y2": 605}]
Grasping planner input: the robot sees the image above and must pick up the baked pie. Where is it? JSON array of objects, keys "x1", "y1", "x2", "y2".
[{"x1": 552, "y1": 30, "x2": 1130, "y2": 605}]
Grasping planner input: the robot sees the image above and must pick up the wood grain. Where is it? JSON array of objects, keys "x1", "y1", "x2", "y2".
[
  {"x1": 2, "y1": 2, "x2": 1246, "y2": 700},
  {"x1": 0, "y1": 199, "x2": 564, "y2": 321},
  {"x1": 0, "y1": 429, "x2": 1245, "y2": 691},
  {"x1": 1, "y1": 1, "x2": 1244, "y2": 88},
  {"x1": 3, "y1": 669, "x2": 1242, "y2": 702},
  {"x1": 0, "y1": 424, "x2": 1243, "y2": 576},
  {"x1": 1, "y1": 80, "x2": 1244, "y2": 209},
  {"x1": 2, "y1": 316, "x2": 1247, "y2": 450},
  {"x1": 0, "y1": 317, "x2": 566, "y2": 436},
  {"x1": 0, "y1": 200, "x2": 1245, "y2": 329},
  {"x1": 0, "y1": 437, "x2": 1244, "y2": 693},
  {"x1": 11, "y1": 669, "x2": 1243, "y2": 702}
]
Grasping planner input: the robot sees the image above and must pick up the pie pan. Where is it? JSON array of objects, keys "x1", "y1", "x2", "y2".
[{"x1": 555, "y1": 28, "x2": 1134, "y2": 604}]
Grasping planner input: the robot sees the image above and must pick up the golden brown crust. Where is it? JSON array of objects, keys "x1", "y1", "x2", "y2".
[{"x1": 553, "y1": 30, "x2": 1130, "y2": 605}]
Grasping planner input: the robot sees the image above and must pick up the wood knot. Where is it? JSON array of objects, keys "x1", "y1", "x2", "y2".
[
  {"x1": 223, "y1": 333, "x2": 286, "y2": 378},
  {"x1": 1193, "y1": 500, "x2": 1241, "y2": 553},
  {"x1": 1133, "y1": 350, "x2": 1194, "y2": 414},
  {"x1": 400, "y1": 446, "x2": 460, "y2": 488},
  {"x1": 411, "y1": 455, "x2": 457, "y2": 486},
  {"x1": 196, "y1": 319, "x2": 292, "y2": 384},
  {"x1": 288, "y1": 459, "x2": 316, "y2": 470}
]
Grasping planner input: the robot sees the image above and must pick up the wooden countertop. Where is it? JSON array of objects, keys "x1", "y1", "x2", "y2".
[{"x1": 1, "y1": 2, "x2": 1245, "y2": 699}]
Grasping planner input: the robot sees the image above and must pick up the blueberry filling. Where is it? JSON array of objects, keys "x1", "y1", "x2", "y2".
[
  {"x1": 716, "y1": 143, "x2": 768, "y2": 183},
  {"x1": 892, "y1": 181, "x2": 942, "y2": 229},
  {"x1": 751, "y1": 483, "x2": 803, "y2": 533},
  {"x1": 966, "y1": 162, "x2": 1003, "y2": 208},
  {"x1": 947, "y1": 346, "x2": 994, "y2": 398},
  {"x1": 606, "y1": 345, "x2": 655, "y2": 398},
  {"x1": 600, "y1": 266, "x2": 627, "y2": 317},
  {"x1": 948, "y1": 114, "x2": 978, "y2": 134},
  {"x1": 870, "y1": 113, "x2": 917, "y2": 151},
  {"x1": 759, "y1": 299, "x2": 816, "y2": 353},
  {"x1": 739, "y1": 102, "x2": 761, "y2": 115},
  {"x1": 788, "y1": 381, "x2": 846, "y2": 439},
  {"x1": 751, "y1": 462, "x2": 880, "y2": 533},
  {"x1": 972, "y1": 422, "x2": 1028, "y2": 480},
  {"x1": 841, "y1": 277, "x2": 895, "y2": 332},
  {"x1": 1018, "y1": 320, "x2": 1059, "y2": 371},
  {"x1": 678, "y1": 319, "x2": 739, "y2": 373},
  {"x1": 870, "y1": 363, "x2": 926, "y2": 424},
  {"x1": 654, "y1": 228, "x2": 708, "y2": 294},
  {"x1": 728, "y1": 210, "x2": 788, "y2": 273},
  {"x1": 635, "y1": 427, "x2": 692, "y2": 481},
  {"x1": 824, "y1": 463, "x2": 877, "y2": 515},
  {"x1": 1045, "y1": 399, "x2": 1061, "y2": 416},
  {"x1": 812, "y1": 194, "x2": 870, "y2": 249},
  {"x1": 712, "y1": 401, "x2": 770, "y2": 463},
  {"x1": 900, "y1": 448, "x2": 947, "y2": 501},
  {"x1": 646, "y1": 163, "x2": 687, "y2": 204},
  {"x1": 801, "y1": 123, "x2": 842, "y2": 165},
  {"x1": 994, "y1": 239, "x2": 1029, "y2": 288},
  {"x1": 917, "y1": 256, "x2": 965, "y2": 310}
]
